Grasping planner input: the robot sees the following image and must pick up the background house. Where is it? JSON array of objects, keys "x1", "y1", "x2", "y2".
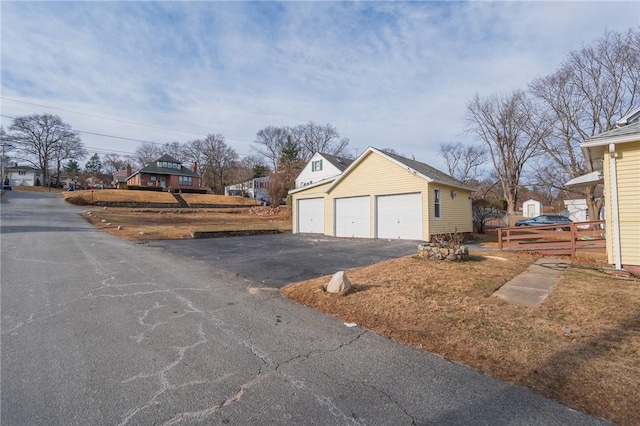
[
  {"x1": 290, "y1": 147, "x2": 473, "y2": 241},
  {"x1": 112, "y1": 168, "x2": 129, "y2": 189},
  {"x1": 5, "y1": 165, "x2": 43, "y2": 186},
  {"x1": 52, "y1": 173, "x2": 80, "y2": 189},
  {"x1": 224, "y1": 176, "x2": 270, "y2": 201},
  {"x1": 294, "y1": 152, "x2": 352, "y2": 188},
  {"x1": 581, "y1": 113, "x2": 640, "y2": 274},
  {"x1": 126, "y1": 154, "x2": 200, "y2": 190}
]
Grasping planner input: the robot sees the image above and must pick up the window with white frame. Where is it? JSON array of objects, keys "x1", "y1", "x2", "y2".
[
  {"x1": 18, "y1": 170, "x2": 26, "y2": 176},
  {"x1": 312, "y1": 159, "x2": 323, "y2": 172},
  {"x1": 434, "y1": 189, "x2": 441, "y2": 218},
  {"x1": 150, "y1": 175, "x2": 156, "y2": 181},
  {"x1": 179, "y1": 176, "x2": 192, "y2": 186}
]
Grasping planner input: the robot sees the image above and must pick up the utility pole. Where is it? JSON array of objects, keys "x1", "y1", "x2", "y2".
[{"x1": 1, "y1": 142, "x2": 13, "y2": 188}]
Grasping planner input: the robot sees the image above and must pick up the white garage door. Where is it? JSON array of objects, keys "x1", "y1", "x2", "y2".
[
  {"x1": 376, "y1": 193, "x2": 423, "y2": 240},
  {"x1": 335, "y1": 196, "x2": 370, "y2": 238},
  {"x1": 297, "y1": 198, "x2": 324, "y2": 233}
]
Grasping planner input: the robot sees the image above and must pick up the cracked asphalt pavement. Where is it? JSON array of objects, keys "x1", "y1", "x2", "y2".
[{"x1": 1, "y1": 192, "x2": 609, "y2": 425}]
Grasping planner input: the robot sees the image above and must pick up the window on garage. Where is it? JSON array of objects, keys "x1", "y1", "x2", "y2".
[{"x1": 434, "y1": 189, "x2": 441, "y2": 218}]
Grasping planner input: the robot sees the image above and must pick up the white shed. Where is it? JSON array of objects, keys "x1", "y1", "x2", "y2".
[
  {"x1": 522, "y1": 199, "x2": 542, "y2": 217},
  {"x1": 563, "y1": 199, "x2": 588, "y2": 223}
]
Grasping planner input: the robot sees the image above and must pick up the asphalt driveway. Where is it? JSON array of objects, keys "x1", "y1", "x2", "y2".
[{"x1": 147, "y1": 233, "x2": 420, "y2": 287}]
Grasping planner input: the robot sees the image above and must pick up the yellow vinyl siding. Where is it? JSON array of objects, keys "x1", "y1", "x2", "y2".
[
  {"x1": 290, "y1": 182, "x2": 332, "y2": 234},
  {"x1": 604, "y1": 140, "x2": 640, "y2": 266},
  {"x1": 325, "y1": 151, "x2": 472, "y2": 240},
  {"x1": 616, "y1": 141, "x2": 640, "y2": 266},
  {"x1": 326, "y1": 152, "x2": 427, "y2": 238},
  {"x1": 428, "y1": 185, "x2": 474, "y2": 236}
]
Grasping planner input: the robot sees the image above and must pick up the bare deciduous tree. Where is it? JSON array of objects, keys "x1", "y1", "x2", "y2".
[
  {"x1": 530, "y1": 28, "x2": 640, "y2": 221},
  {"x1": 199, "y1": 134, "x2": 238, "y2": 194},
  {"x1": 103, "y1": 153, "x2": 127, "y2": 174},
  {"x1": 253, "y1": 122, "x2": 351, "y2": 171},
  {"x1": 466, "y1": 91, "x2": 549, "y2": 214},
  {"x1": 161, "y1": 141, "x2": 187, "y2": 163},
  {"x1": 439, "y1": 141, "x2": 487, "y2": 183},
  {"x1": 51, "y1": 132, "x2": 87, "y2": 186},
  {"x1": 290, "y1": 121, "x2": 350, "y2": 162},
  {"x1": 253, "y1": 126, "x2": 289, "y2": 172},
  {"x1": 8, "y1": 114, "x2": 83, "y2": 187},
  {"x1": 134, "y1": 142, "x2": 163, "y2": 168}
]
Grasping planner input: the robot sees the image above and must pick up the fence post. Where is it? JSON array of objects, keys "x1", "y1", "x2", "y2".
[
  {"x1": 571, "y1": 222, "x2": 576, "y2": 259},
  {"x1": 498, "y1": 228, "x2": 503, "y2": 250}
]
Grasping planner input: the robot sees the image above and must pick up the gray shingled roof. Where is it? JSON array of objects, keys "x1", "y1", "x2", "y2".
[
  {"x1": 586, "y1": 120, "x2": 640, "y2": 143},
  {"x1": 156, "y1": 154, "x2": 181, "y2": 163},
  {"x1": 319, "y1": 153, "x2": 353, "y2": 172},
  {"x1": 383, "y1": 150, "x2": 474, "y2": 190},
  {"x1": 137, "y1": 155, "x2": 199, "y2": 177}
]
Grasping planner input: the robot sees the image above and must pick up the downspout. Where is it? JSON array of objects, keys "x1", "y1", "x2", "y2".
[{"x1": 608, "y1": 143, "x2": 622, "y2": 270}]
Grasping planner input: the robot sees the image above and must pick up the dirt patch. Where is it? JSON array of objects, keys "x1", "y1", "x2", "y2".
[
  {"x1": 282, "y1": 251, "x2": 640, "y2": 425},
  {"x1": 82, "y1": 206, "x2": 292, "y2": 241}
]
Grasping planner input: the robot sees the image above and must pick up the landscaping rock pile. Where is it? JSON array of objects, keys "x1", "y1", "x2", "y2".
[
  {"x1": 248, "y1": 206, "x2": 282, "y2": 216},
  {"x1": 418, "y1": 243, "x2": 469, "y2": 261}
]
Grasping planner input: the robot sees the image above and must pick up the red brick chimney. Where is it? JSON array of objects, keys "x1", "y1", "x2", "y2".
[
  {"x1": 126, "y1": 163, "x2": 132, "y2": 177},
  {"x1": 192, "y1": 161, "x2": 198, "y2": 173}
]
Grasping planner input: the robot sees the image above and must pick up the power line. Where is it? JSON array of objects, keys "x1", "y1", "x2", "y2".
[
  {"x1": 1, "y1": 97, "x2": 208, "y2": 137},
  {"x1": 0, "y1": 102, "x2": 256, "y2": 146},
  {"x1": 1, "y1": 113, "x2": 254, "y2": 158}
]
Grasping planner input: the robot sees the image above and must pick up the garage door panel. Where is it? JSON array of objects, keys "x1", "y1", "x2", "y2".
[
  {"x1": 377, "y1": 193, "x2": 423, "y2": 240},
  {"x1": 298, "y1": 198, "x2": 324, "y2": 233},
  {"x1": 335, "y1": 197, "x2": 370, "y2": 238}
]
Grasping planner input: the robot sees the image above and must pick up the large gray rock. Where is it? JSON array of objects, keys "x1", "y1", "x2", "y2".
[{"x1": 327, "y1": 271, "x2": 352, "y2": 293}]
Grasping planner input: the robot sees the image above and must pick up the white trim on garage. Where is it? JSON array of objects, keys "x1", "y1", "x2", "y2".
[
  {"x1": 297, "y1": 198, "x2": 324, "y2": 233},
  {"x1": 376, "y1": 193, "x2": 423, "y2": 240},
  {"x1": 335, "y1": 196, "x2": 370, "y2": 238}
]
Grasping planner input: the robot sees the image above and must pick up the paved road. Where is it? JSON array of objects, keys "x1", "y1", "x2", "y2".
[{"x1": 1, "y1": 191, "x2": 608, "y2": 425}]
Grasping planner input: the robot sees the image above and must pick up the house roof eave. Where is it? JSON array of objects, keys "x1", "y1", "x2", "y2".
[
  {"x1": 325, "y1": 147, "x2": 474, "y2": 193},
  {"x1": 289, "y1": 177, "x2": 337, "y2": 195}
]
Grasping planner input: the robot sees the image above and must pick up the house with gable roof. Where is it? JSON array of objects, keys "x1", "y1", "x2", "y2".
[
  {"x1": 294, "y1": 152, "x2": 353, "y2": 188},
  {"x1": 126, "y1": 154, "x2": 201, "y2": 190},
  {"x1": 289, "y1": 147, "x2": 473, "y2": 240}
]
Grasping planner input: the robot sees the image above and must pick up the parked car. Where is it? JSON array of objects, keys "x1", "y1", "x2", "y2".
[{"x1": 515, "y1": 214, "x2": 572, "y2": 231}]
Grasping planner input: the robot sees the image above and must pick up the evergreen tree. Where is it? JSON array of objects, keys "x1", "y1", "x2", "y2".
[
  {"x1": 64, "y1": 159, "x2": 81, "y2": 173},
  {"x1": 84, "y1": 154, "x2": 103, "y2": 174}
]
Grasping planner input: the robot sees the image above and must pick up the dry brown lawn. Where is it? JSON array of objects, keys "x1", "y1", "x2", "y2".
[
  {"x1": 64, "y1": 189, "x2": 177, "y2": 204},
  {"x1": 282, "y1": 252, "x2": 640, "y2": 426},
  {"x1": 62, "y1": 189, "x2": 261, "y2": 206},
  {"x1": 180, "y1": 193, "x2": 259, "y2": 205},
  {"x1": 81, "y1": 206, "x2": 292, "y2": 240}
]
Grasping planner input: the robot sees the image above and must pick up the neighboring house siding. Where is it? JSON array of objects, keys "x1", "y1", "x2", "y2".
[
  {"x1": 615, "y1": 141, "x2": 640, "y2": 266},
  {"x1": 295, "y1": 153, "x2": 343, "y2": 188},
  {"x1": 325, "y1": 152, "x2": 427, "y2": 239},
  {"x1": 291, "y1": 182, "x2": 332, "y2": 234},
  {"x1": 603, "y1": 141, "x2": 640, "y2": 266},
  {"x1": 427, "y1": 184, "x2": 473, "y2": 236}
]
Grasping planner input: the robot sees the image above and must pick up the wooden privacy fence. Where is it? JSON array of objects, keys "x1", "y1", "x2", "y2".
[{"x1": 498, "y1": 220, "x2": 606, "y2": 258}]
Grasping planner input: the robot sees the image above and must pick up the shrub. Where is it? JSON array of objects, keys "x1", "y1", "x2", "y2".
[
  {"x1": 127, "y1": 185, "x2": 164, "y2": 192},
  {"x1": 178, "y1": 188, "x2": 208, "y2": 194}
]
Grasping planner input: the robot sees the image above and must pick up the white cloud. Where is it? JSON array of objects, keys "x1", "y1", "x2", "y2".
[{"x1": 1, "y1": 1, "x2": 638, "y2": 171}]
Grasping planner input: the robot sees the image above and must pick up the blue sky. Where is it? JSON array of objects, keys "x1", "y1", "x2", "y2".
[{"x1": 2, "y1": 1, "x2": 639, "y2": 171}]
